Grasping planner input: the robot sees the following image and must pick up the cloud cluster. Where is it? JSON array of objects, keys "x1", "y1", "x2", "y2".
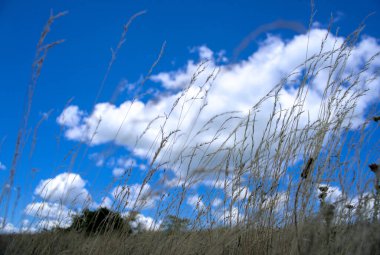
[
  {"x1": 316, "y1": 184, "x2": 379, "y2": 221},
  {"x1": 57, "y1": 29, "x2": 380, "y2": 183},
  {"x1": 23, "y1": 172, "x2": 91, "y2": 230},
  {"x1": 125, "y1": 212, "x2": 161, "y2": 232},
  {"x1": 112, "y1": 157, "x2": 137, "y2": 177},
  {"x1": 214, "y1": 206, "x2": 244, "y2": 226},
  {"x1": 25, "y1": 201, "x2": 74, "y2": 219},
  {"x1": 187, "y1": 194, "x2": 206, "y2": 211},
  {"x1": 23, "y1": 173, "x2": 165, "y2": 232},
  {"x1": 0, "y1": 217, "x2": 18, "y2": 233},
  {"x1": 24, "y1": 202, "x2": 74, "y2": 230},
  {"x1": 34, "y1": 172, "x2": 92, "y2": 207}
]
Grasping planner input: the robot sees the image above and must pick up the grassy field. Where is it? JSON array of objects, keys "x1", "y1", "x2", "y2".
[{"x1": 1, "y1": 220, "x2": 380, "y2": 254}]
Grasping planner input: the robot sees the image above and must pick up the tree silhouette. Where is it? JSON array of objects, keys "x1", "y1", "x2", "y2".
[{"x1": 69, "y1": 207, "x2": 126, "y2": 234}]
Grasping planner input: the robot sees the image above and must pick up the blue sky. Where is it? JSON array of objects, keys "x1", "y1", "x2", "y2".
[{"x1": 0, "y1": 0, "x2": 380, "y2": 232}]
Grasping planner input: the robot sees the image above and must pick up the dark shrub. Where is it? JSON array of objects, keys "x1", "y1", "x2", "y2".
[{"x1": 69, "y1": 207, "x2": 125, "y2": 234}]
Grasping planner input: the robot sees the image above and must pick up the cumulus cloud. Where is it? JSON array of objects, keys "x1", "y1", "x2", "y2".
[
  {"x1": 151, "y1": 54, "x2": 214, "y2": 90},
  {"x1": 89, "y1": 152, "x2": 106, "y2": 167},
  {"x1": 215, "y1": 206, "x2": 244, "y2": 226},
  {"x1": 111, "y1": 158, "x2": 137, "y2": 177},
  {"x1": 18, "y1": 219, "x2": 38, "y2": 233},
  {"x1": 201, "y1": 177, "x2": 250, "y2": 203},
  {"x1": 211, "y1": 198, "x2": 223, "y2": 207},
  {"x1": 57, "y1": 29, "x2": 380, "y2": 182},
  {"x1": 262, "y1": 192, "x2": 290, "y2": 215},
  {"x1": 95, "y1": 196, "x2": 113, "y2": 209},
  {"x1": 35, "y1": 219, "x2": 72, "y2": 230},
  {"x1": 116, "y1": 157, "x2": 136, "y2": 167},
  {"x1": 187, "y1": 194, "x2": 206, "y2": 211},
  {"x1": 112, "y1": 168, "x2": 127, "y2": 178},
  {"x1": 192, "y1": 45, "x2": 214, "y2": 60},
  {"x1": 57, "y1": 105, "x2": 84, "y2": 128},
  {"x1": 314, "y1": 184, "x2": 380, "y2": 222},
  {"x1": 34, "y1": 172, "x2": 92, "y2": 207},
  {"x1": 22, "y1": 202, "x2": 74, "y2": 232},
  {"x1": 24, "y1": 202, "x2": 74, "y2": 230},
  {"x1": 123, "y1": 212, "x2": 161, "y2": 232},
  {"x1": 24, "y1": 202, "x2": 74, "y2": 220},
  {"x1": 0, "y1": 218, "x2": 18, "y2": 233},
  {"x1": 349, "y1": 193, "x2": 377, "y2": 220},
  {"x1": 112, "y1": 157, "x2": 137, "y2": 177},
  {"x1": 0, "y1": 218, "x2": 39, "y2": 233},
  {"x1": 0, "y1": 161, "x2": 6, "y2": 170},
  {"x1": 227, "y1": 185, "x2": 250, "y2": 201}
]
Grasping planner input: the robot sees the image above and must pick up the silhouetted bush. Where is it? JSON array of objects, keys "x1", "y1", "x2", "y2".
[{"x1": 69, "y1": 207, "x2": 126, "y2": 235}]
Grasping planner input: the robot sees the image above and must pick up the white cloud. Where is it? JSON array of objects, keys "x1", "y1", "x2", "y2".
[
  {"x1": 112, "y1": 167, "x2": 127, "y2": 178},
  {"x1": 195, "y1": 45, "x2": 214, "y2": 60},
  {"x1": 57, "y1": 29, "x2": 380, "y2": 182},
  {"x1": 227, "y1": 185, "x2": 250, "y2": 201},
  {"x1": 24, "y1": 202, "x2": 74, "y2": 220},
  {"x1": 19, "y1": 219, "x2": 38, "y2": 233},
  {"x1": 349, "y1": 193, "x2": 376, "y2": 220},
  {"x1": 262, "y1": 192, "x2": 290, "y2": 214},
  {"x1": 117, "y1": 158, "x2": 136, "y2": 168},
  {"x1": 90, "y1": 153, "x2": 139, "y2": 177},
  {"x1": 202, "y1": 179, "x2": 226, "y2": 189},
  {"x1": 0, "y1": 218, "x2": 18, "y2": 233},
  {"x1": 89, "y1": 153, "x2": 106, "y2": 167},
  {"x1": 23, "y1": 202, "x2": 78, "y2": 231},
  {"x1": 0, "y1": 218, "x2": 39, "y2": 233},
  {"x1": 34, "y1": 172, "x2": 92, "y2": 207},
  {"x1": 112, "y1": 157, "x2": 137, "y2": 177},
  {"x1": 214, "y1": 206, "x2": 244, "y2": 226},
  {"x1": 92, "y1": 196, "x2": 114, "y2": 209},
  {"x1": 101, "y1": 196, "x2": 113, "y2": 208},
  {"x1": 187, "y1": 194, "x2": 206, "y2": 210},
  {"x1": 315, "y1": 185, "x2": 379, "y2": 221},
  {"x1": 163, "y1": 174, "x2": 187, "y2": 188},
  {"x1": 112, "y1": 183, "x2": 158, "y2": 210},
  {"x1": 150, "y1": 57, "x2": 213, "y2": 90},
  {"x1": 0, "y1": 161, "x2": 6, "y2": 170},
  {"x1": 124, "y1": 212, "x2": 161, "y2": 232},
  {"x1": 57, "y1": 105, "x2": 84, "y2": 128},
  {"x1": 211, "y1": 198, "x2": 223, "y2": 207},
  {"x1": 202, "y1": 178, "x2": 250, "y2": 202},
  {"x1": 35, "y1": 218, "x2": 72, "y2": 230}
]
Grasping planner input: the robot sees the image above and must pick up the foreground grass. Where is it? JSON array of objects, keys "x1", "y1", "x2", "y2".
[{"x1": 1, "y1": 220, "x2": 380, "y2": 255}]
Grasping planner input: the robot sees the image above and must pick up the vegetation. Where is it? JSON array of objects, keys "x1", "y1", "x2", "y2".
[{"x1": 68, "y1": 207, "x2": 127, "y2": 235}]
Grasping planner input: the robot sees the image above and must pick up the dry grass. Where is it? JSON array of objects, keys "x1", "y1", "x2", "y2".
[{"x1": 2, "y1": 221, "x2": 379, "y2": 255}]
